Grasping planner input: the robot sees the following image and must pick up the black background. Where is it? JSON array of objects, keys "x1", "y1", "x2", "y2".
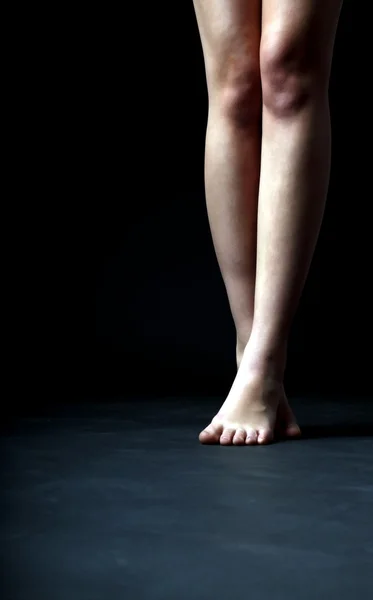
[
  {"x1": 2, "y1": 8, "x2": 370, "y2": 596},
  {"x1": 94, "y1": 1, "x2": 371, "y2": 400}
]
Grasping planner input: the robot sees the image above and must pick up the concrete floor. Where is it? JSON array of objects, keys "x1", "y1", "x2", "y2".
[{"x1": 1, "y1": 396, "x2": 373, "y2": 600}]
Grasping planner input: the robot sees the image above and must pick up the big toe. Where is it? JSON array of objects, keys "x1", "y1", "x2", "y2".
[{"x1": 199, "y1": 423, "x2": 223, "y2": 444}]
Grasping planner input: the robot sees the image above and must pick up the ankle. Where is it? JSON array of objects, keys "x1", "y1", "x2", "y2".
[
  {"x1": 236, "y1": 333, "x2": 251, "y2": 369},
  {"x1": 241, "y1": 339, "x2": 288, "y2": 381}
]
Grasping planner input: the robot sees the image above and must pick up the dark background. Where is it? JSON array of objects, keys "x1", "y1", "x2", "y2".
[{"x1": 94, "y1": 1, "x2": 370, "y2": 400}]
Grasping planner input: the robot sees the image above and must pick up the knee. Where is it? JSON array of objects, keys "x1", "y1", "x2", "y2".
[
  {"x1": 260, "y1": 29, "x2": 328, "y2": 118},
  {"x1": 216, "y1": 55, "x2": 261, "y2": 128}
]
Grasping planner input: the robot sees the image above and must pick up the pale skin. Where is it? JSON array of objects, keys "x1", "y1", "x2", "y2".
[{"x1": 194, "y1": 0, "x2": 343, "y2": 445}]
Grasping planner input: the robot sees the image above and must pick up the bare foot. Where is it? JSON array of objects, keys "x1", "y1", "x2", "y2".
[{"x1": 199, "y1": 368, "x2": 301, "y2": 446}]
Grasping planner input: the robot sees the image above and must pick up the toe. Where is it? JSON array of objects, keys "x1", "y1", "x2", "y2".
[
  {"x1": 232, "y1": 428, "x2": 247, "y2": 445},
  {"x1": 245, "y1": 429, "x2": 258, "y2": 445},
  {"x1": 284, "y1": 423, "x2": 301, "y2": 438},
  {"x1": 199, "y1": 423, "x2": 223, "y2": 444},
  {"x1": 277, "y1": 398, "x2": 301, "y2": 439},
  {"x1": 257, "y1": 428, "x2": 274, "y2": 445},
  {"x1": 220, "y1": 428, "x2": 236, "y2": 445}
]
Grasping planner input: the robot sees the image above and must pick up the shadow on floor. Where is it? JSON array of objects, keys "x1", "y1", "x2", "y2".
[{"x1": 299, "y1": 421, "x2": 373, "y2": 439}]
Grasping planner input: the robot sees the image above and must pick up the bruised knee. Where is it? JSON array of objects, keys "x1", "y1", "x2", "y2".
[
  {"x1": 260, "y1": 28, "x2": 329, "y2": 117},
  {"x1": 214, "y1": 54, "x2": 261, "y2": 128}
]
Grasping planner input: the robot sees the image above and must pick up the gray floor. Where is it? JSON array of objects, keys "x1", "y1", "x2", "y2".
[{"x1": 1, "y1": 396, "x2": 373, "y2": 600}]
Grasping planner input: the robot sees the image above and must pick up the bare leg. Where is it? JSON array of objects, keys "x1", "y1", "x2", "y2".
[
  {"x1": 199, "y1": 0, "x2": 342, "y2": 445},
  {"x1": 192, "y1": 0, "x2": 261, "y2": 368}
]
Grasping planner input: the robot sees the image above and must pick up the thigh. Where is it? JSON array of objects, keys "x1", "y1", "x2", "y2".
[
  {"x1": 261, "y1": 0, "x2": 343, "y2": 74},
  {"x1": 193, "y1": 0, "x2": 261, "y2": 88}
]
